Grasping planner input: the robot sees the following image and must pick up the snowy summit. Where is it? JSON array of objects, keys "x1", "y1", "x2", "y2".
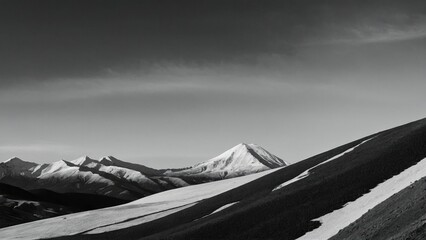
[{"x1": 183, "y1": 143, "x2": 287, "y2": 176}]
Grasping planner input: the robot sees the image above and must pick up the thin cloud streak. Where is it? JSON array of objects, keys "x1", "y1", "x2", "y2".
[
  {"x1": 0, "y1": 61, "x2": 293, "y2": 103},
  {"x1": 342, "y1": 25, "x2": 426, "y2": 44}
]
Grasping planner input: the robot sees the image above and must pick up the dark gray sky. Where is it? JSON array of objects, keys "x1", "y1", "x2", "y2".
[{"x1": 1, "y1": 0, "x2": 426, "y2": 167}]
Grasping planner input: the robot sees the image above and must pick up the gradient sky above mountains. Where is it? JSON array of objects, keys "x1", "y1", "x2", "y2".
[{"x1": 1, "y1": 0, "x2": 426, "y2": 168}]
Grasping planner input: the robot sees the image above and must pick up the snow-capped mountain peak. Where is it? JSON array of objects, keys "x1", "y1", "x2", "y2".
[{"x1": 190, "y1": 143, "x2": 287, "y2": 174}]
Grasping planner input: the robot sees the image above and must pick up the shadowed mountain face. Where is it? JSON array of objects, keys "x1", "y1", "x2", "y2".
[{"x1": 4, "y1": 117, "x2": 425, "y2": 240}]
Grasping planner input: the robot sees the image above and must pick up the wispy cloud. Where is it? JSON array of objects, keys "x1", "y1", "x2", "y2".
[
  {"x1": 347, "y1": 23, "x2": 426, "y2": 44},
  {"x1": 0, "y1": 61, "x2": 288, "y2": 103},
  {"x1": 302, "y1": 12, "x2": 426, "y2": 46}
]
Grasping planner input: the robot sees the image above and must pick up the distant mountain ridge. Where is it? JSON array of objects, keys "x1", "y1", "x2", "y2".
[
  {"x1": 0, "y1": 143, "x2": 286, "y2": 229},
  {"x1": 0, "y1": 143, "x2": 286, "y2": 201},
  {"x1": 0, "y1": 156, "x2": 183, "y2": 200}
]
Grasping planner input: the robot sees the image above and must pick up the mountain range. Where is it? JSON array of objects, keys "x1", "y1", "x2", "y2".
[
  {"x1": 0, "y1": 143, "x2": 287, "y2": 228},
  {"x1": 2, "y1": 117, "x2": 426, "y2": 239},
  {"x1": 3, "y1": 118, "x2": 426, "y2": 239}
]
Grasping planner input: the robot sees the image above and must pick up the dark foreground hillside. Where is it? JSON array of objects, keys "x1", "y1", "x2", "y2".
[{"x1": 47, "y1": 117, "x2": 426, "y2": 240}]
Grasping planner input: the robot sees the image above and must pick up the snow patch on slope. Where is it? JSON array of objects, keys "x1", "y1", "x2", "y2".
[
  {"x1": 205, "y1": 201, "x2": 239, "y2": 218},
  {"x1": 194, "y1": 201, "x2": 239, "y2": 222},
  {"x1": 273, "y1": 138, "x2": 373, "y2": 191},
  {"x1": 210, "y1": 202, "x2": 238, "y2": 215},
  {"x1": 297, "y1": 156, "x2": 426, "y2": 240}
]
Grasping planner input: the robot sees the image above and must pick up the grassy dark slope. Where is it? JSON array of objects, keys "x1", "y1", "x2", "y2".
[
  {"x1": 0, "y1": 183, "x2": 73, "y2": 228},
  {"x1": 331, "y1": 176, "x2": 426, "y2": 240},
  {"x1": 0, "y1": 174, "x2": 39, "y2": 191},
  {"x1": 0, "y1": 183, "x2": 39, "y2": 200},
  {"x1": 49, "y1": 118, "x2": 426, "y2": 240}
]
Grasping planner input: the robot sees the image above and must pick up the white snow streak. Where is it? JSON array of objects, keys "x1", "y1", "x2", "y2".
[
  {"x1": 194, "y1": 201, "x2": 239, "y2": 222},
  {"x1": 297, "y1": 156, "x2": 426, "y2": 240},
  {"x1": 272, "y1": 138, "x2": 373, "y2": 191},
  {"x1": 211, "y1": 202, "x2": 238, "y2": 215}
]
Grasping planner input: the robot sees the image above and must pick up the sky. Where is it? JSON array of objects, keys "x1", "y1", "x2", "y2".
[{"x1": 1, "y1": 0, "x2": 426, "y2": 168}]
